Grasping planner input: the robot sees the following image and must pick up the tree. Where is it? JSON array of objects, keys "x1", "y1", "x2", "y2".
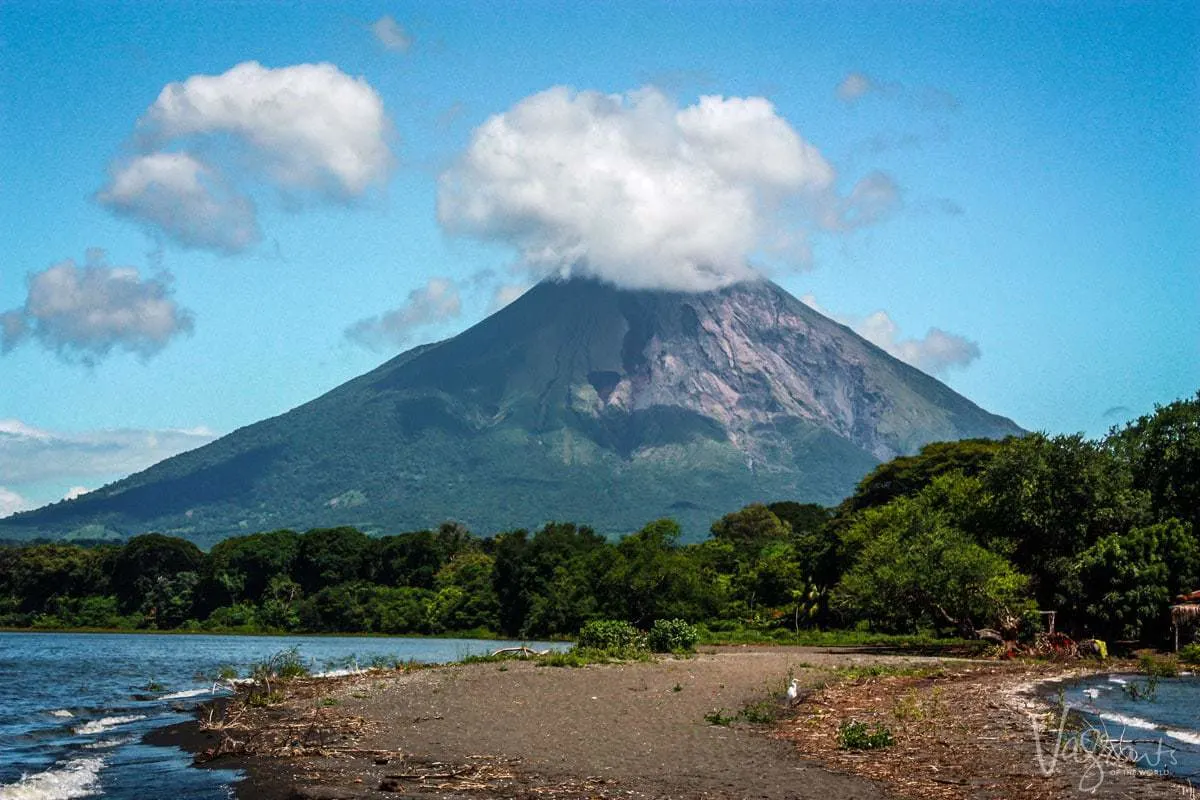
[
  {"x1": 294, "y1": 527, "x2": 370, "y2": 593},
  {"x1": 833, "y1": 495, "x2": 1030, "y2": 635},
  {"x1": 978, "y1": 433, "x2": 1148, "y2": 609},
  {"x1": 110, "y1": 534, "x2": 204, "y2": 613},
  {"x1": 427, "y1": 551, "x2": 499, "y2": 632},
  {"x1": 1069, "y1": 519, "x2": 1200, "y2": 642},
  {"x1": 1108, "y1": 392, "x2": 1200, "y2": 530}
]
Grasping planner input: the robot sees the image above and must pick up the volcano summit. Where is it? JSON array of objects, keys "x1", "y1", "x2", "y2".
[{"x1": 3, "y1": 278, "x2": 1022, "y2": 545}]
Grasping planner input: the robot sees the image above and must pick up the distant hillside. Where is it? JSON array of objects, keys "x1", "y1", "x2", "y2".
[{"x1": 1, "y1": 278, "x2": 1023, "y2": 546}]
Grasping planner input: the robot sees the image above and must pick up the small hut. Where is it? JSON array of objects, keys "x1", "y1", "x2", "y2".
[{"x1": 1170, "y1": 590, "x2": 1200, "y2": 651}]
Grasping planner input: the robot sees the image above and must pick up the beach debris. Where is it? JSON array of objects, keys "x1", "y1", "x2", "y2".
[{"x1": 488, "y1": 646, "x2": 550, "y2": 658}]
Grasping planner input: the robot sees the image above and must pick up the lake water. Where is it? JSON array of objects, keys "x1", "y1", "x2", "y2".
[
  {"x1": 0, "y1": 631, "x2": 564, "y2": 800},
  {"x1": 1057, "y1": 672, "x2": 1200, "y2": 788}
]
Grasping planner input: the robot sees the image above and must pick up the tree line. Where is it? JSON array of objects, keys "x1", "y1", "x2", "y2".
[{"x1": 1, "y1": 393, "x2": 1196, "y2": 646}]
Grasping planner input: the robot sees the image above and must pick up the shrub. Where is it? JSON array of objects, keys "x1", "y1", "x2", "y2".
[
  {"x1": 1179, "y1": 644, "x2": 1200, "y2": 665},
  {"x1": 647, "y1": 618, "x2": 699, "y2": 653},
  {"x1": 838, "y1": 720, "x2": 895, "y2": 750},
  {"x1": 1137, "y1": 651, "x2": 1179, "y2": 678},
  {"x1": 577, "y1": 620, "x2": 646, "y2": 651}
]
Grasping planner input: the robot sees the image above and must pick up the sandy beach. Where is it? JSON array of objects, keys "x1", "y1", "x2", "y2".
[{"x1": 159, "y1": 647, "x2": 1190, "y2": 800}]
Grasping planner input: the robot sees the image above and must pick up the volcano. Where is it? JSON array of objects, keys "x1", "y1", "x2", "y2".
[{"x1": 2, "y1": 278, "x2": 1023, "y2": 545}]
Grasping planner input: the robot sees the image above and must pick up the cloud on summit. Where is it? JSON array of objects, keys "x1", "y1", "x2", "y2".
[
  {"x1": 1, "y1": 250, "x2": 194, "y2": 364},
  {"x1": 438, "y1": 86, "x2": 896, "y2": 292},
  {"x1": 802, "y1": 294, "x2": 980, "y2": 375},
  {"x1": 100, "y1": 62, "x2": 394, "y2": 254}
]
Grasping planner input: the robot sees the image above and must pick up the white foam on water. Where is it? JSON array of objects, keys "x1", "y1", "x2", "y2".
[
  {"x1": 47, "y1": 710, "x2": 73, "y2": 718},
  {"x1": 313, "y1": 667, "x2": 362, "y2": 678},
  {"x1": 82, "y1": 735, "x2": 136, "y2": 750},
  {"x1": 1165, "y1": 728, "x2": 1200, "y2": 746},
  {"x1": 159, "y1": 688, "x2": 211, "y2": 700},
  {"x1": 1082, "y1": 688, "x2": 1100, "y2": 699},
  {"x1": 72, "y1": 714, "x2": 146, "y2": 735},
  {"x1": 1107, "y1": 676, "x2": 1129, "y2": 685},
  {"x1": 1096, "y1": 711, "x2": 1158, "y2": 730},
  {"x1": 0, "y1": 756, "x2": 104, "y2": 800}
]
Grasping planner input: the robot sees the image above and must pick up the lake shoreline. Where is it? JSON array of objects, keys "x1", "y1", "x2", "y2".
[{"x1": 152, "y1": 646, "x2": 1185, "y2": 800}]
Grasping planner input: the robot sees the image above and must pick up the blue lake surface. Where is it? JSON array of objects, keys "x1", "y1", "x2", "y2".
[
  {"x1": 1057, "y1": 671, "x2": 1200, "y2": 788},
  {"x1": 0, "y1": 631, "x2": 564, "y2": 799}
]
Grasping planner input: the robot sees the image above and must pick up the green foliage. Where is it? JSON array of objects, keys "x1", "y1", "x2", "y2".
[
  {"x1": 833, "y1": 487, "x2": 1030, "y2": 635},
  {"x1": 577, "y1": 619, "x2": 645, "y2": 651},
  {"x1": 1137, "y1": 651, "x2": 1179, "y2": 678},
  {"x1": 647, "y1": 618, "x2": 699, "y2": 653},
  {"x1": 837, "y1": 720, "x2": 895, "y2": 750},
  {"x1": 0, "y1": 393, "x2": 1192, "y2": 648},
  {"x1": 704, "y1": 709, "x2": 736, "y2": 726},
  {"x1": 1070, "y1": 520, "x2": 1200, "y2": 641}
]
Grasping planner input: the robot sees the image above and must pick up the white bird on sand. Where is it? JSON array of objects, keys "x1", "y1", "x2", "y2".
[{"x1": 786, "y1": 679, "x2": 800, "y2": 703}]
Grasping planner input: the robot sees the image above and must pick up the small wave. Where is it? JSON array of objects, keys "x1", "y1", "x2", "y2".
[
  {"x1": 1082, "y1": 688, "x2": 1100, "y2": 699},
  {"x1": 48, "y1": 710, "x2": 73, "y2": 718},
  {"x1": 73, "y1": 714, "x2": 146, "y2": 735},
  {"x1": 159, "y1": 688, "x2": 211, "y2": 700},
  {"x1": 1096, "y1": 711, "x2": 1157, "y2": 730},
  {"x1": 82, "y1": 735, "x2": 137, "y2": 750},
  {"x1": 0, "y1": 756, "x2": 103, "y2": 800},
  {"x1": 1107, "y1": 676, "x2": 1129, "y2": 685},
  {"x1": 1165, "y1": 729, "x2": 1200, "y2": 746},
  {"x1": 313, "y1": 667, "x2": 362, "y2": 679}
]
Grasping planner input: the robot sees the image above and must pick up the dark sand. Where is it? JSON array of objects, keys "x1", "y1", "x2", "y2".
[{"x1": 154, "y1": 647, "x2": 1188, "y2": 799}]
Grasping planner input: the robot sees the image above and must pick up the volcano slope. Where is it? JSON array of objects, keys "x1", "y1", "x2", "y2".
[{"x1": 2, "y1": 278, "x2": 1022, "y2": 546}]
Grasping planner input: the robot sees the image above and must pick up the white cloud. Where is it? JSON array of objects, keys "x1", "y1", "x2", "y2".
[
  {"x1": 801, "y1": 294, "x2": 980, "y2": 375},
  {"x1": 101, "y1": 62, "x2": 394, "y2": 253},
  {"x1": 63, "y1": 486, "x2": 91, "y2": 501},
  {"x1": 0, "y1": 419, "x2": 217, "y2": 488},
  {"x1": 371, "y1": 15, "x2": 412, "y2": 52},
  {"x1": 139, "y1": 61, "x2": 393, "y2": 198},
  {"x1": 438, "y1": 86, "x2": 845, "y2": 292},
  {"x1": 346, "y1": 277, "x2": 462, "y2": 350},
  {"x1": 0, "y1": 487, "x2": 32, "y2": 519},
  {"x1": 1, "y1": 251, "x2": 194, "y2": 364},
  {"x1": 99, "y1": 152, "x2": 259, "y2": 254}
]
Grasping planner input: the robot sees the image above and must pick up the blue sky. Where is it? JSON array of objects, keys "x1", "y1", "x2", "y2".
[{"x1": 1, "y1": 1, "x2": 1197, "y2": 514}]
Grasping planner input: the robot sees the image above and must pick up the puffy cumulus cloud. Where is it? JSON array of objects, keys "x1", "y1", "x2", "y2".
[
  {"x1": 101, "y1": 62, "x2": 394, "y2": 253},
  {"x1": 346, "y1": 277, "x2": 462, "y2": 351},
  {"x1": 63, "y1": 486, "x2": 91, "y2": 501},
  {"x1": 371, "y1": 15, "x2": 412, "y2": 52},
  {"x1": 802, "y1": 294, "x2": 980, "y2": 376},
  {"x1": 0, "y1": 487, "x2": 32, "y2": 519},
  {"x1": 99, "y1": 152, "x2": 259, "y2": 254},
  {"x1": 0, "y1": 419, "x2": 217, "y2": 487},
  {"x1": 138, "y1": 61, "x2": 393, "y2": 198},
  {"x1": 438, "y1": 86, "x2": 842, "y2": 292},
  {"x1": 1, "y1": 251, "x2": 194, "y2": 364}
]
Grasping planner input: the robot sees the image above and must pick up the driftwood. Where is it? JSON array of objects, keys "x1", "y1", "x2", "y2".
[
  {"x1": 489, "y1": 646, "x2": 550, "y2": 657},
  {"x1": 973, "y1": 628, "x2": 1005, "y2": 645}
]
